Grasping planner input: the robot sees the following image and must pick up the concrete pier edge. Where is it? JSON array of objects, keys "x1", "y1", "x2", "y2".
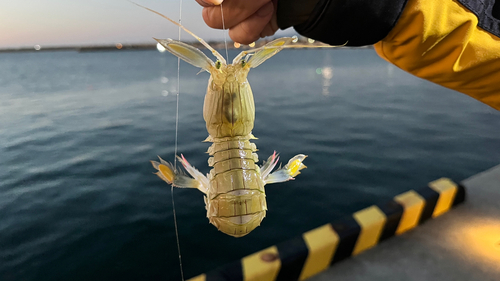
[{"x1": 187, "y1": 177, "x2": 466, "y2": 281}]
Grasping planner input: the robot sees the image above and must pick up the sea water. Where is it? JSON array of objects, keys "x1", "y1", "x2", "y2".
[{"x1": 1, "y1": 48, "x2": 499, "y2": 280}]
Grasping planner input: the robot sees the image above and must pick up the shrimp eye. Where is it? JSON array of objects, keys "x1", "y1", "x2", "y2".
[
  {"x1": 241, "y1": 60, "x2": 246, "y2": 67},
  {"x1": 215, "y1": 60, "x2": 221, "y2": 69}
]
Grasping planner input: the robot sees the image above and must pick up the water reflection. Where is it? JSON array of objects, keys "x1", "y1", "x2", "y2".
[
  {"x1": 158, "y1": 53, "x2": 177, "y2": 97},
  {"x1": 316, "y1": 66, "x2": 334, "y2": 96},
  {"x1": 386, "y1": 63, "x2": 394, "y2": 87}
]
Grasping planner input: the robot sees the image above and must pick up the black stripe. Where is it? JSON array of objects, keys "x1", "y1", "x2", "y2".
[
  {"x1": 330, "y1": 218, "x2": 361, "y2": 264},
  {"x1": 205, "y1": 260, "x2": 243, "y2": 281},
  {"x1": 275, "y1": 236, "x2": 309, "y2": 281},
  {"x1": 453, "y1": 183, "x2": 467, "y2": 206},
  {"x1": 377, "y1": 200, "x2": 404, "y2": 241},
  {"x1": 415, "y1": 186, "x2": 440, "y2": 224},
  {"x1": 457, "y1": 0, "x2": 500, "y2": 38}
]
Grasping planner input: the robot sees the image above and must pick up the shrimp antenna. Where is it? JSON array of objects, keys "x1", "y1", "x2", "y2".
[{"x1": 131, "y1": 1, "x2": 227, "y2": 64}]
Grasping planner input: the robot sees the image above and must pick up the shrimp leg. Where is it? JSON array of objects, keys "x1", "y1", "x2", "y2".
[
  {"x1": 261, "y1": 153, "x2": 307, "y2": 184},
  {"x1": 151, "y1": 155, "x2": 209, "y2": 194}
]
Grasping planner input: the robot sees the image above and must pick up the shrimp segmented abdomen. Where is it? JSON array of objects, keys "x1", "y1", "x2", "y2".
[{"x1": 206, "y1": 137, "x2": 267, "y2": 237}]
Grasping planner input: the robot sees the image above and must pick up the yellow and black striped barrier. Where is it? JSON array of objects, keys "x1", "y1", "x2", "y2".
[{"x1": 188, "y1": 178, "x2": 466, "y2": 281}]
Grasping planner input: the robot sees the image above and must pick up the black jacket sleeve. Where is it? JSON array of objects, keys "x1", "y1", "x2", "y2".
[{"x1": 277, "y1": 0, "x2": 409, "y2": 46}]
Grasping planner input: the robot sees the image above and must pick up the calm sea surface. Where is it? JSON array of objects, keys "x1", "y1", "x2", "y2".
[{"x1": 0, "y1": 48, "x2": 499, "y2": 280}]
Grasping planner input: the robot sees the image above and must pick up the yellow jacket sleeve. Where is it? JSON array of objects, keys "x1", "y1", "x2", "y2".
[{"x1": 374, "y1": 0, "x2": 500, "y2": 110}]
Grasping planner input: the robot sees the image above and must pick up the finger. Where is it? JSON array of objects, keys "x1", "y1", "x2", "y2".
[
  {"x1": 260, "y1": 25, "x2": 275, "y2": 38},
  {"x1": 259, "y1": 12, "x2": 278, "y2": 38},
  {"x1": 228, "y1": 1, "x2": 274, "y2": 44},
  {"x1": 196, "y1": 0, "x2": 223, "y2": 7},
  {"x1": 202, "y1": 0, "x2": 271, "y2": 29}
]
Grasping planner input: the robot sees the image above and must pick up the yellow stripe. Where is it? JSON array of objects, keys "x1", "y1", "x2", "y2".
[
  {"x1": 187, "y1": 274, "x2": 206, "y2": 281},
  {"x1": 428, "y1": 178, "x2": 458, "y2": 217},
  {"x1": 242, "y1": 246, "x2": 281, "y2": 281},
  {"x1": 299, "y1": 224, "x2": 339, "y2": 280},
  {"x1": 352, "y1": 205, "x2": 387, "y2": 255},
  {"x1": 393, "y1": 190, "x2": 426, "y2": 235}
]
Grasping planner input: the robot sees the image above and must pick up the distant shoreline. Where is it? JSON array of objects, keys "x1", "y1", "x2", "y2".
[
  {"x1": 0, "y1": 44, "x2": 158, "y2": 53},
  {"x1": 0, "y1": 39, "x2": 372, "y2": 53}
]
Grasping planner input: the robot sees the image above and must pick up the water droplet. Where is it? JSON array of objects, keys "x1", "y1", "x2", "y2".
[
  {"x1": 157, "y1": 43, "x2": 166, "y2": 52},
  {"x1": 249, "y1": 42, "x2": 256, "y2": 48},
  {"x1": 34, "y1": 45, "x2": 41, "y2": 51},
  {"x1": 316, "y1": 68, "x2": 322, "y2": 75},
  {"x1": 307, "y1": 38, "x2": 315, "y2": 44},
  {"x1": 292, "y1": 36, "x2": 298, "y2": 43},
  {"x1": 161, "y1": 90, "x2": 169, "y2": 97},
  {"x1": 161, "y1": 77, "x2": 169, "y2": 84},
  {"x1": 234, "y1": 42, "x2": 241, "y2": 48}
]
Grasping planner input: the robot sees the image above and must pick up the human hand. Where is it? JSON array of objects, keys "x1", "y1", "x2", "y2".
[{"x1": 195, "y1": 0, "x2": 278, "y2": 45}]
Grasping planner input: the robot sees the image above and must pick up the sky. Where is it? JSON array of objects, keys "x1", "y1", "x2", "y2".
[{"x1": 0, "y1": 0, "x2": 294, "y2": 49}]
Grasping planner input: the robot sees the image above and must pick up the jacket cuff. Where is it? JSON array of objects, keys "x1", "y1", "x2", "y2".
[{"x1": 277, "y1": 0, "x2": 409, "y2": 46}]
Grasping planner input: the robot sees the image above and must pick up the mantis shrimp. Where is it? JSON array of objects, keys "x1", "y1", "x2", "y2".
[{"x1": 142, "y1": 5, "x2": 307, "y2": 237}]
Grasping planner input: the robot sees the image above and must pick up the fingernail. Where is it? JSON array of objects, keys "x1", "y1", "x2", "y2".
[
  {"x1": 201, "y1": 0, "x2": 223, "y2": 5},
  {"x1": 257, "y1": 2, "x2": 274, "y2": 17}
]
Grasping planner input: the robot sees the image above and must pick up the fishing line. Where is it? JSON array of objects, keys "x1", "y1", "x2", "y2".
[
  {"x1": 171, "y1": 184, "x2": 184, "y2": 281},
  {"x1": 173, "y1": 3, "x2": 182, "y2": 170},
  {"x1": 170, "y1": 2, "x2": 228, "y2": 280},
  {"x1": 172, "y1": 0, "x2": 185, "y2": 280},
  {"x1": 220, "y1": 3, "x2": 229, "y2": 62}
]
